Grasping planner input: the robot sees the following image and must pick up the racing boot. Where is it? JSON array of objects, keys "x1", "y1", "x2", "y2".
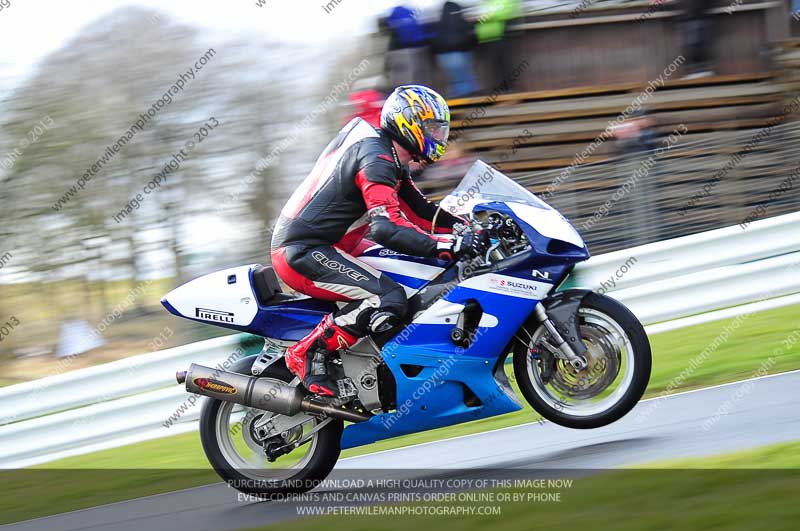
[{"x1": 285, "y1": 314, "x2": 358, "y2": 397}]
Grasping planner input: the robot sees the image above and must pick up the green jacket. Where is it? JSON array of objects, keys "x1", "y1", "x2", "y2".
[{"x1": 475, "y1": 0, "x2": 521, "y2": 43}]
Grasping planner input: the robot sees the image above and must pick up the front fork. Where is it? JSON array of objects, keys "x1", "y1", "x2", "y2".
[{"x1": 533, "y1": 302, "x2": 588, "y2": 371}]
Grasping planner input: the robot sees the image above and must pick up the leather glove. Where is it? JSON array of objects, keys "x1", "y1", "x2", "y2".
[{"x1": 436, "y1": 229, "x2": 488, "y2": 261}]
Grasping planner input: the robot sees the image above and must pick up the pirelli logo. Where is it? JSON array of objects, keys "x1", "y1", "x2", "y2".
[{"x1": 195, "y1": 307, "x2": 234, "y2": 323}]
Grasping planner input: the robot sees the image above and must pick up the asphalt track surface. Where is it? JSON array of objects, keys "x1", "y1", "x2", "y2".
[{"x1": 6, "y1": 370, "x2": 800, "y2": 531}]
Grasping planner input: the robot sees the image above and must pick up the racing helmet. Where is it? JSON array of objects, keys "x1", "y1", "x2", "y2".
[{"x1": 380, "y1": 85, "x2": 451, "y2": 163}]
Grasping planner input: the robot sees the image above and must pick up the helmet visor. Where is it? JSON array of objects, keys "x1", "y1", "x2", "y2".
[{"x1": 423, "y1": 119, "x2": 450, "y2": 146}]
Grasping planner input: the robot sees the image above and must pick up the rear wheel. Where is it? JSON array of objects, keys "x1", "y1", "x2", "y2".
[
  {"x1": 513, "y1": 292, "x2": 651, "y2": 429},
  {"x1": 199, "y1": 356, "x2": 343, "y2": 497}
]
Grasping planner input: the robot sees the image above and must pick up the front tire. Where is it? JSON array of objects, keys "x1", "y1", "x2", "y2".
[
  {"x1": 513, "y1": 292, "x2": 651, "y2": 429},
  {"x1": 199, "y1": 355, "x2": 343, "y2": 497}
]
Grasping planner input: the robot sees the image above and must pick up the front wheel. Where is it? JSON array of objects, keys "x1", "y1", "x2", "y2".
[{"x1": 513, "y1": 292, "x2": 651, "y2": 429}]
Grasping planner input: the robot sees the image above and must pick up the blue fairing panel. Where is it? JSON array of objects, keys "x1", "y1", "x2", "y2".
[
  {"x1": 341, "y1": 278, "x2": 542, "y2": 448},
  {"x1": 245, "y1": 298, "x2": 336, "y2": 340},
  {"x1": 341, "y1": 351, "x2": 523, "y2": 448}
]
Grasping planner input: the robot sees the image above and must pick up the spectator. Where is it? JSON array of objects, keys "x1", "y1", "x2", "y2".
[
  {"x1": 612, "y1": 108, "x2": 658, "y2": 154},
  {"x1": 432, "y1": 2, "x2": 479, "y2": 98},
  {"x1": 475, "y1": 0, "x2": 521, "y2": 91},
  {"x1": 382, "y1": 6, "x2": 431, "y2": 87},
  {"x1": 679, "y1": 0, "x2": 715, "y2": 78},
  {"x1": 612, "y1": 108, "x2": 662, "y2": 246}
]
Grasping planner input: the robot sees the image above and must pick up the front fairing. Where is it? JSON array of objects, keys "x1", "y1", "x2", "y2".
[{"x1": 439, "y1": 161, "x2": 589, "y2": 262}]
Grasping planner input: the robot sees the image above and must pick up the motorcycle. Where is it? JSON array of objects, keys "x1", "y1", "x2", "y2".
[{"x1": 163, "y1": 160, "x2": 651, "y2": 496}]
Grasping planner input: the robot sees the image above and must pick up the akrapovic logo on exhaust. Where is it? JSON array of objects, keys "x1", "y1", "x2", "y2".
[
  {"x1": 195, "y1": 307, "x2": 234, "y2": 323},
  {"x1": 193, "y1": 377, "x2": 237, "y2": 395}
]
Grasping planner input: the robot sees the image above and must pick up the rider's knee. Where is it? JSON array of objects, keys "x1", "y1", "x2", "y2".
[
  {"x1": 382, "y1": 284, "x2": 408, "y2": 317},
  {"x1": 366, "y1": 286, "x2": 407, "y2": 333}
]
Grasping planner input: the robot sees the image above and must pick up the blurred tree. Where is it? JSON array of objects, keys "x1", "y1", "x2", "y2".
[
  {"x1": 0, "y1": 6, "x2": 376, "y2": 365},
  {"x1": 0, "y1": 7, "x2": 288, "y2": 318}
]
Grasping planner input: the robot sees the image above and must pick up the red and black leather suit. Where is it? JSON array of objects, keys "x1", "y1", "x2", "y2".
[{"x1": 271, "y1": 117, "x2": 461, "y2": 339}]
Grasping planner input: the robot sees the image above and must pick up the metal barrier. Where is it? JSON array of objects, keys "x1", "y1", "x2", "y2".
[{"x1": 1, "y1": 212, "x2": 798, "y2": 468}]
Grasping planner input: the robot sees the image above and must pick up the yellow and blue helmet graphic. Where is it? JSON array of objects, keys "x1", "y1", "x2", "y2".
[{"x1": 380, "y1": 85, "x2": 451, "y2": 163}]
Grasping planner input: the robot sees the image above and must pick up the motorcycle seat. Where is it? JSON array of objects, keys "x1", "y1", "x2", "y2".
[{"x1": 251, "y1": 265, "x2": 300, "y2": 306}]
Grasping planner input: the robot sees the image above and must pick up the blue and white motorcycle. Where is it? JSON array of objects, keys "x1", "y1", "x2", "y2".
[{"x1": 164, "y1": 161, "x2": 651, "y2": 495}]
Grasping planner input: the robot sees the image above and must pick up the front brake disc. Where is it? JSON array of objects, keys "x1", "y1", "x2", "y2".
[{"x1": 548, "y1": 325, "x2": 621, "y2": 400}]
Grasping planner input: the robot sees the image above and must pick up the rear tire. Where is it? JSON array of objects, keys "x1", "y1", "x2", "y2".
[
  {"x1": 513, "y1": 292, "x2": 651, "y2": 429},
  {"x1": 199, "y1": 355, "x2": 343, "y2": 497}
]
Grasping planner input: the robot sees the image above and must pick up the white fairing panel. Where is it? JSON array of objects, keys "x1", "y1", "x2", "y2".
[
  {"x1": 460, "y1": 273, "x2": 554, "y2": 300},
  {"x1": 162, "y1": 265, "x2": 259, "y2": 327},
  {"x1": 413, "y1": 299, "x2": 499, "y2": 327},
  {"x1": 359, "y1": 250, "x2": 445, "y2": 296},
  {"x1": 508, "y1": 202, "x2": 584, "y2": 248},
  {"x1": 358, "y1": 255, "x2": 444, "y2": 280}
]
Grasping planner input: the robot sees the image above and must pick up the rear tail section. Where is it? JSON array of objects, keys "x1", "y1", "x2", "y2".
[
  {"x1": 161, "y1": 264, "x2": 336, "y2": 340},
  {"x1": 161, "y1": 265, "x2": 261, "y2": 329}
]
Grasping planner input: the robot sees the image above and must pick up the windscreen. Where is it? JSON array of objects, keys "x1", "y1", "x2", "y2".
[{"x1": 439, "y1": 160, "x2": 552, "y2": 216}]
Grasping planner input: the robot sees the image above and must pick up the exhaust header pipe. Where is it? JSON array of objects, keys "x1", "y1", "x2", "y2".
[{"x1": 178, "y1": 363, "x2": 370, "y2": 423}]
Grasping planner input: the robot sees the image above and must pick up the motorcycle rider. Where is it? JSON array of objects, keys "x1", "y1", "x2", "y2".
[{"x1": 271, "y1": 85, "x2": 486, "y2": 397}]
